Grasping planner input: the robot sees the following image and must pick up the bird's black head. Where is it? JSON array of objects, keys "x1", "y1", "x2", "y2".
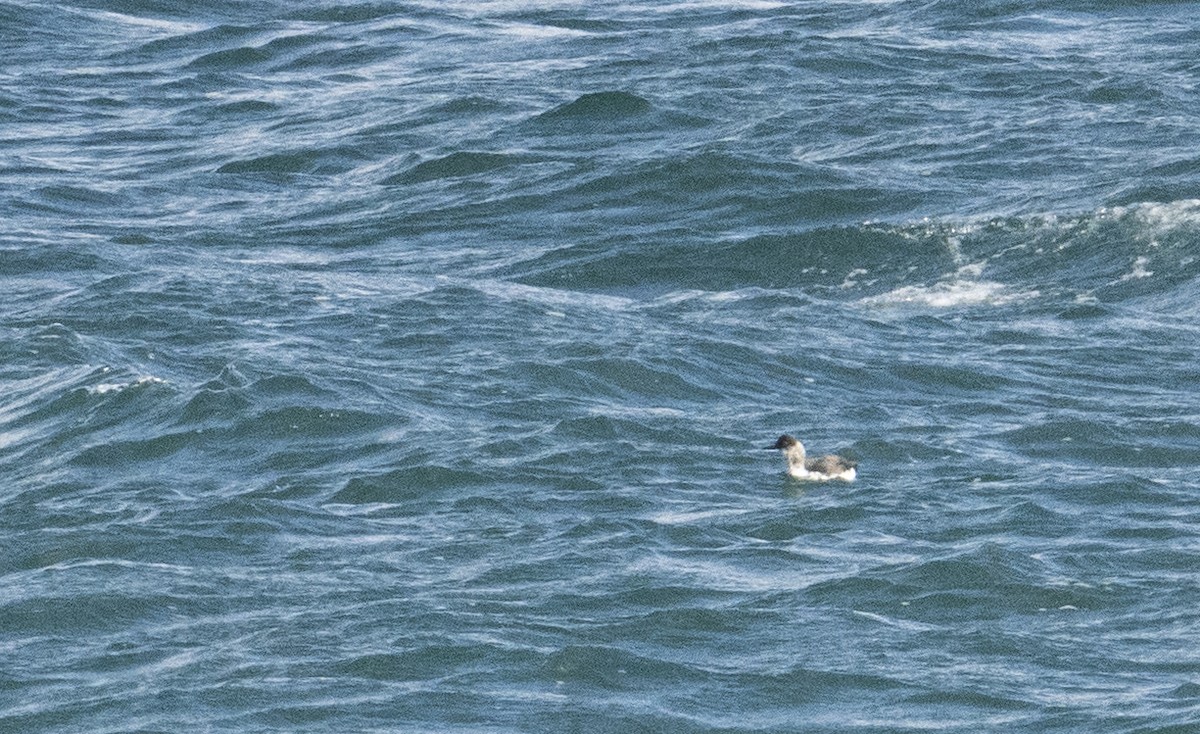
[{"x1": 765, "y1": 434, "x2": 798, "y2": 450}]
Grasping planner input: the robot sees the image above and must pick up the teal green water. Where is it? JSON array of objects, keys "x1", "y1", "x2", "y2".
[{"x1": 4, "y1": 2, "x2": 1200, "y2": 732}]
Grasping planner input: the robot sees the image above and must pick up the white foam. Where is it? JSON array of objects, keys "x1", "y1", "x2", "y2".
[
  {"x1": 1108, "y1": 198, "x2": 1200, "y2": 230},
  {"x1": 860, "y1": 258, "x2": 1038, "y2": 309},
  {"x1": 91, "y1": 375, "x2": 167, "y2": 395},
  {"x1": 1118, "y1": 255, "x2": 1154, "y2": 282},
  {"x1": 863, "y1": 278, "x2": 1034, "y2": 309},
  {"x1": 840, "y1": 268, "x2": 870, "y2": 289}
]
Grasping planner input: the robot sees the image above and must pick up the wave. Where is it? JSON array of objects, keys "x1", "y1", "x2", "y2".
[
  {"x1": 535, "y1": 91, "x2": 652, "y2": 122},
  {"x1": 523, "y1": 91, "x2": 708, "y2": 140},
  {"x1": 216, "y1": 145, "x2": 369, "y2": 175},
  {"x1": 383, "y1": 151, "x2": 530, "y2": 185},
  {"x1": 499, "y1": 200, "x2": 1200, "y2": 312}
]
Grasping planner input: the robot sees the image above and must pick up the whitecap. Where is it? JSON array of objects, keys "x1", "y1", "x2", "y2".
[
  {"x1": 860, "y1": 259, "x2": 1038, "y2": 309},
  {"x1": 1108, "y1": 198, "x2": 1200, "y2": 230},
  {"x1": 862, "y1": 278, "x2": 1035, "y2": 309},
  {"x1": 1118, "y1": 255, "x2": 1154, "y2": 282},
  {"x1": 90, "y1": 375, "x2": 167, "y2": 395}
]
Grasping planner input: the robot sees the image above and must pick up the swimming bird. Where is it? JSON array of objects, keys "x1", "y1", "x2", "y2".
[{"x1": 765, "y1": 434, "x2": 857, "y2": 482}]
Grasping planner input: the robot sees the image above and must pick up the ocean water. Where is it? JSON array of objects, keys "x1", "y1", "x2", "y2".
[{"x1": 3, "y1": 1, "x2": 1200, "y2": 731}]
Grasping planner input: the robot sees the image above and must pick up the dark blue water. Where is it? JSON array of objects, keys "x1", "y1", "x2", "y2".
[{"x1": 4, "y1": 1, "x2": 1200, "y2": 731}]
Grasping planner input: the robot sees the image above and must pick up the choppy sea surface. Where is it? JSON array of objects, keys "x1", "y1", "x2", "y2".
[{"x1": 4, "y1": 1, "x2": 1200, "y2": 731}]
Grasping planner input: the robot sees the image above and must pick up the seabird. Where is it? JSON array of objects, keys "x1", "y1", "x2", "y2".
[{"x1": 765, "y1": 434, "x2": 857, "y2": 482}]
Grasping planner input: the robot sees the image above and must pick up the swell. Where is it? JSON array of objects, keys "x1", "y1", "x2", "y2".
[{"x1": 499, "y1": 200, "x2": 1200, "y2": 313}]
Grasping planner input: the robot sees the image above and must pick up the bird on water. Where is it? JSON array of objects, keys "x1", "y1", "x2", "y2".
[{"x1": 765, "y1": 434, "x2": 857, "y2": 482}]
